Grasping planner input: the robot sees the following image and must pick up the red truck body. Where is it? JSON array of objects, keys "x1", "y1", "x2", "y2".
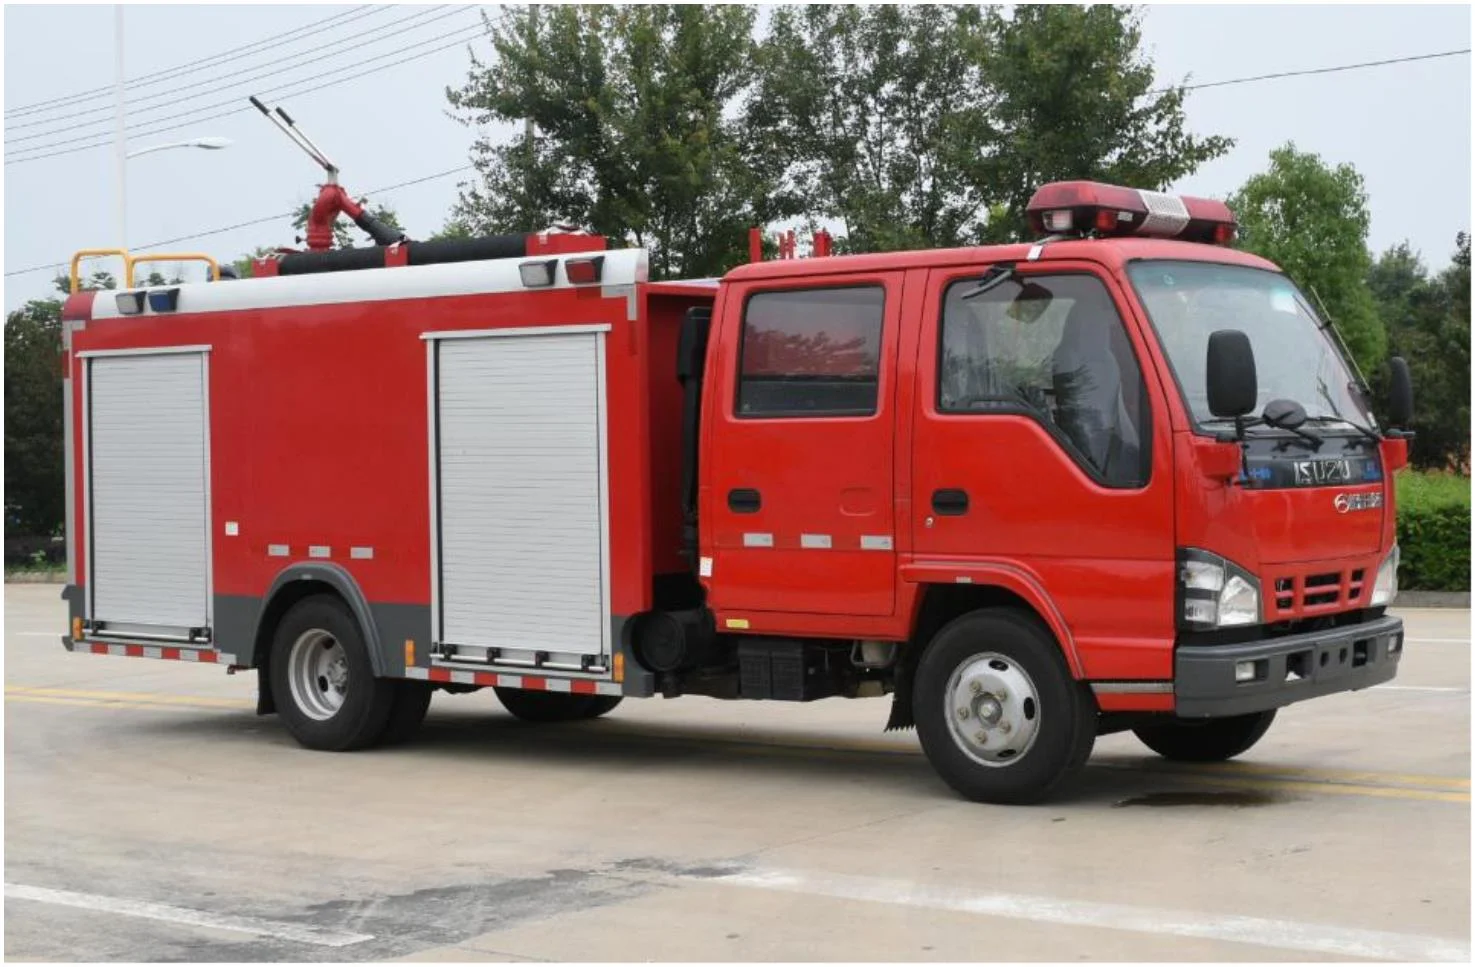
[{"x1": 58, "y1": 183, "x2": 1408, "y2": 801}]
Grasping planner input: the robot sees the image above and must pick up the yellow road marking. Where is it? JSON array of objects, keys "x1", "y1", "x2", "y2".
[
  {"x1": 6, "y1": 686, "x2": 246, "y2": 709},
  {"x1": 645, "y1": 728, "x2": 1471, "y2": 791},
  {"x1": 6, "y1": 686, "x2": 1468, "y2": 803},
  {"x1": 1113, "y1": 759, "x2": 1470, "y2": 792},
  {"x1": 4, "y1": 695, "x2": 218, "y2": 713}
]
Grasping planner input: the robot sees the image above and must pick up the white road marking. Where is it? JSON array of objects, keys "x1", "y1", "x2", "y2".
[
  {"x1": 698, "y1": 867, "x2": 1471, "y2": 962},
  {"x1": 4, "y1": 883, "x2": 373, "y2": 948},
  {"x1": 1406, "y1": 637, "x2": 1470, "y2": 644},
  {"x1": 1375, "y1": 685, "x2": 1468, "y2": 693},
  {"x1": 14, "y1": 632, "x2": 64, "y2": 638}
]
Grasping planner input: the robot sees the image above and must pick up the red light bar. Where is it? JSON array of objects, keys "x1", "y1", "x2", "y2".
[
  {"x1": 565, "y1": 255, "x2": 604, "y2": 285},
  {"x1": 1026, "y1": 181, "x2": 1237, "y2": 245}
]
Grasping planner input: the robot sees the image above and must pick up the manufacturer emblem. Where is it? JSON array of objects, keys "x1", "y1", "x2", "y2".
[
  {"x1": 1333, "y1": 492, "x2": 1383, "y2": 514},
  {"x1": 1295, "y1": 459, "x2": 1352, "y2": 486}
]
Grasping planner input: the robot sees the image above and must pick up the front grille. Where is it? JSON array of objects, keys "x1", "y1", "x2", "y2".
[{"x1": 1271, "y1": 568, "x2": 1367, "y2": 617}]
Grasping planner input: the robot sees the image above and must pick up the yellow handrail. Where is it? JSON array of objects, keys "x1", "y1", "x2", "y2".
[
  {"x1": 69, "y1": 248, "x2": 222, "y2": 293},
  {"x1": 69, "y1": 248, "x2": 130, "y2": 294},
  {"x1": 128, "y1": 252, "x2": 221, "y2": 285}
]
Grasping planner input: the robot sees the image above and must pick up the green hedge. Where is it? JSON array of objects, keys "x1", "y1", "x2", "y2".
[{"x1": 1395, "y1": 472, "x2": 1471, "y2": 592}]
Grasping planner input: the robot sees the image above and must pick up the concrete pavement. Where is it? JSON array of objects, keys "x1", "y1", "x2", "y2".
[{"x1": 4, "y1": 584, "x2": 1469, "y2": 961}]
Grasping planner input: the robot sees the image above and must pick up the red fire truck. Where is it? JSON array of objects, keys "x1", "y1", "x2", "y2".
[{"x1": 57, "y1": 180, "x2": 1413, "y2": 803}]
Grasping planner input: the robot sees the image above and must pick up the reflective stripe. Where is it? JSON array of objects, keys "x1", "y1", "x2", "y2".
[
  {"x1": 267, "y1": 544, "x2": 290, "y2": 557},
  {"x1": 860, "y1": 535, "x2": 893, "y2": 551},
  {"x1": 800, "y1": 534, "x2": 832, "y2": 549},
  {"x1": 743, "y1": 533, "x2": 774, "y2": 548},
  {"x1": 1091, "y1": 681, "x2": 1175, "y2": 694}
]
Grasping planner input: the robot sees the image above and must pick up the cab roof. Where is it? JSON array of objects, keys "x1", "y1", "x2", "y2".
[{"x1": 722, "y1": 236, "x2": 1281, "y2": 283}]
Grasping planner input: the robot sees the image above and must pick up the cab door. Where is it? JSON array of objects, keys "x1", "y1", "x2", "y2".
[
  {"x1": 911, "y1": 262, "x2": 1176, "y2": 672},
  {"x1": 705, "y1": 272, "x2": 903, "y2": 617}
]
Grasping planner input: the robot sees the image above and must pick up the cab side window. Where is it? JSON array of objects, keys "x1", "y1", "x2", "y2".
[
  {"x1": 939, "y1": 273, "x2": 1150, "y2": 487},
  {"x1": 737, "y1": 286, "x2": 885, "y2": 417}
]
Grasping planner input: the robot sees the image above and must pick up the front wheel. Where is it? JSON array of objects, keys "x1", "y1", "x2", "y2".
[
  {"x1": 494, "y1": 687, "x2": 622, "y2": 723},
  {"x1": 914, "y1": 610, "x2": 1095, "y2": 804},
  {"x1": 1133, "y1": 710, "x2": 1277, "y2": 762}
]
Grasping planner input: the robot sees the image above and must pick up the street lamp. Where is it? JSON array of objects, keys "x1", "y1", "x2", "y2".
[
  {"x1": 125, "y1": 137, "x2": 232, "y2": 160},
  {"x1": 115, "y1": 136, "x2": 232, "y2": 250}
]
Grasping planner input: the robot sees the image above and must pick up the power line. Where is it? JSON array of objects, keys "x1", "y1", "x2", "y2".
[
  {"x1": 1152, "y1": 47, "x2": 1470, "y2": 96},
  {"x1": 7, "y1": 6, "x2": 475, "y2": 136},
  {"x1": 5, "y1": 21, "x2": 494, "y2": 164},
  {"x1": 4, "y1": 164, "x2": 479, "y2": 280},
  {"x1": 5, "y1": 5, "x2": 388, "y2": 118}
]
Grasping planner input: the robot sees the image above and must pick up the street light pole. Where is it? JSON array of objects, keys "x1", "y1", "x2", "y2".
[{"x1": 114, "y1": 4, "x2": 127, "y2": 247}]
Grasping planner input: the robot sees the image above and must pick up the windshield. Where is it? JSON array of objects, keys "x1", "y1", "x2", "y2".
[{"x1": 1127, "y1": 260, "x2": 1375, "y2": 429}]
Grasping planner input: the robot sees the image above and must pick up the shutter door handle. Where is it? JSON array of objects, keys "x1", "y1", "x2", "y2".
[
  {"x1": 931, "y1": 489, "x2": 969, "y2": 516},
  {"x1": 728, "y1": 488, "x2": 761, "y2": 513}
]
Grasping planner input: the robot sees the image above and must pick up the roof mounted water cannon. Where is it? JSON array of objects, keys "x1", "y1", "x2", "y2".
[
  {"x1": 1026, "y1": 181, "x2": 1237, "y2": 245},
  {"x1": 250, "y1": 95, "x2": 407, "y2": 252}
]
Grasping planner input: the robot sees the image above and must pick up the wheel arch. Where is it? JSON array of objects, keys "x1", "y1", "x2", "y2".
[
  {"x1": 252, "y1": 563, "x2": 387, "y2": 680},
  {"x1": 887, "y1": 576, "x2": 1083, "y2": 732}
]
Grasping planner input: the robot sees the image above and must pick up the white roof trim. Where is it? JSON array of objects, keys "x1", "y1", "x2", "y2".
[{"x1": 91, "y1": 248, "x2": 649, "y2": 320}]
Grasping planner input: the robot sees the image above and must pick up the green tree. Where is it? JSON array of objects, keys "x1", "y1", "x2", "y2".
[
  {"x1": 977, "y1": 5, "x2": 1232, "y2": 242},
  {"x1": 1229, "y1": 143, "x2": 1386, "y2": 376},
  {"x1": 750, "y1": 4, "x2": 1230, "y2": 250},
  {"x1": 4, "y1": 297, "x2": 65, "y2": 537},
  {"x1": 749, "y1": 4, "x2": 991, "y2": 252},
  {"x1": 1370, "y1": 236, "x2": 1471, "y2": 469},
  {"x1": 447, "y1": 4, "x2": 778, "y2": 279}
]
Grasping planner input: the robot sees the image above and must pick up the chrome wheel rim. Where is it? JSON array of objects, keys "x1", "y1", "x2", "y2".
[
  {"x1": 945, "y1": 652, "x2": 1041, "y2": 766},
  {"x1": 287, "y1": 629, "x2": 349, "y2": 721}
]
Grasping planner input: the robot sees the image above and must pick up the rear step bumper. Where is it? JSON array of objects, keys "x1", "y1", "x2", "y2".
[
  {"x1": 63, "y1": 637, "x2": 238, "y2": 666},
  {"x1": 1173, "y1": 614, "x2": 1403, "y2": 718}
]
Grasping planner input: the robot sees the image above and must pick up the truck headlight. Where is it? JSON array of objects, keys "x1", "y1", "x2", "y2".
[
  {"x1": 1179, "y1": 548, "x2": 1261, "y2": 630},
  {"x1": 1370, "y1": 545, "x2": 1400, "y2": 606}
]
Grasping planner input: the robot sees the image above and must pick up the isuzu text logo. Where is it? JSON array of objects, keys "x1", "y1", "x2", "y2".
[
  {"x1": 1294, "y1": 458, "x2": 1352, "y2": 486},
  {"x1": 1333, "y1": 492, "x2": 1383, "y2": 514}
]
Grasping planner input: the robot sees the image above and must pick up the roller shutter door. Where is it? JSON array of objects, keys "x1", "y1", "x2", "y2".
[
  {"x1": 88, "y1": 352, "x2": 211, "y2": 632},
  {"x1": 436, "y1": 331, "x2": 607, "y2": 656}
]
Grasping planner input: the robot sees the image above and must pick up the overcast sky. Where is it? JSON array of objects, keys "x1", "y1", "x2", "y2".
[{"x1": 3, "y1": 3, "x2": 1470, "y2": 311}]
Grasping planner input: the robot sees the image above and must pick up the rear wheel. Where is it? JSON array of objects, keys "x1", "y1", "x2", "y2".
[
  {"x1": 1133, "y1": 711, "x2": 1277, "y2": 762},
  {"x1": 914, "y1": 610, "x2": 1095, "y2": 804},
  {"x1": 270, "y1": 595, "x2": 395, "y2": 751},
  {"x1": 494, "y1": 687, "x2": 622, "y2": 723}
]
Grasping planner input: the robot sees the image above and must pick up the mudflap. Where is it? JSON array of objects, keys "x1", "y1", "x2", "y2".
[
  {"x1": 256, "y1": 665, "x2": 276, "y2": 716},
  {"x1": 884, "y1": 653, "x2": 915, "y2": 732}
]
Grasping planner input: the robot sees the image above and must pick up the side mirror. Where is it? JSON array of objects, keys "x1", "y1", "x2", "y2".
[
  {"x1": 1386, "y1": 356, "x2": 1414, "y2": 428},
  {"x1": 1206, "y1": 329, "x2": 1258, "y2": 418}
]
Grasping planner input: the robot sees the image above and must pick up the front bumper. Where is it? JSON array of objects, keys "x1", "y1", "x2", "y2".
[{"x1": 1175, "y1": 614, "x2": 1403, "y2": 717}]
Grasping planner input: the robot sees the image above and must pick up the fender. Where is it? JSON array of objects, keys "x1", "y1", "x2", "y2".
[
  {"x1": 258, "y1": 562, "x2": 387, "y2": 677},
  {"x1": 900, "y1": 560, "x2": 1084, "y2": 678}
]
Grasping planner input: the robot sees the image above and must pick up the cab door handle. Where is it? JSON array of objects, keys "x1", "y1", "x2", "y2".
[
  {"x1": 931, "y1": 489, "x2": 969, "y2": 516},
  {"x1": 728, "y1": 488, "x2": 761, "y2": 513}
]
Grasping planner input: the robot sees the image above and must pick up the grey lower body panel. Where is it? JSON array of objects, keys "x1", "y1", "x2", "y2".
[{"x1": 1174, "y1": 614, "x2": 1403, "y2": 718}]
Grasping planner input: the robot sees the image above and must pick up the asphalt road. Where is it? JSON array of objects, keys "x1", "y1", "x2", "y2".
[{"x1": 4, "y1": 583, "x2": 1469, "y2": 962}]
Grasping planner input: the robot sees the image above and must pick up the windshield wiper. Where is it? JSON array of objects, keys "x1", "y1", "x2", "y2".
[
  {"x1": 1203, "y1": 414, "x2": 1324, "y2": 449},
  {"x1": 1303, "y1": 415, "x2": 1381, "y2": 444}
]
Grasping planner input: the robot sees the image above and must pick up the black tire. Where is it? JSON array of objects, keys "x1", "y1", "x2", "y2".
[
  {"x1": 494, "y1": 687, "x2": 622, "y2": 723},
  {"x1": 378, "y1": 681, "x2": 434, "y2": 746},
  {"x1": 269, "y1": 595, "x2": 395, "y2": 751},
  {"x1": 1133, "y1": 710, "x2": 1277, "y2": 762},
  {"x1": 914, "y1": 609, "x2": 1096, "y2": 804}
]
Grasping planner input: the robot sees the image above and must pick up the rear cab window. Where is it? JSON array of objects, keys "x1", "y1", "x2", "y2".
[{"x1": 736, "y1": 286, "x2": 885, "y2": 418}]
